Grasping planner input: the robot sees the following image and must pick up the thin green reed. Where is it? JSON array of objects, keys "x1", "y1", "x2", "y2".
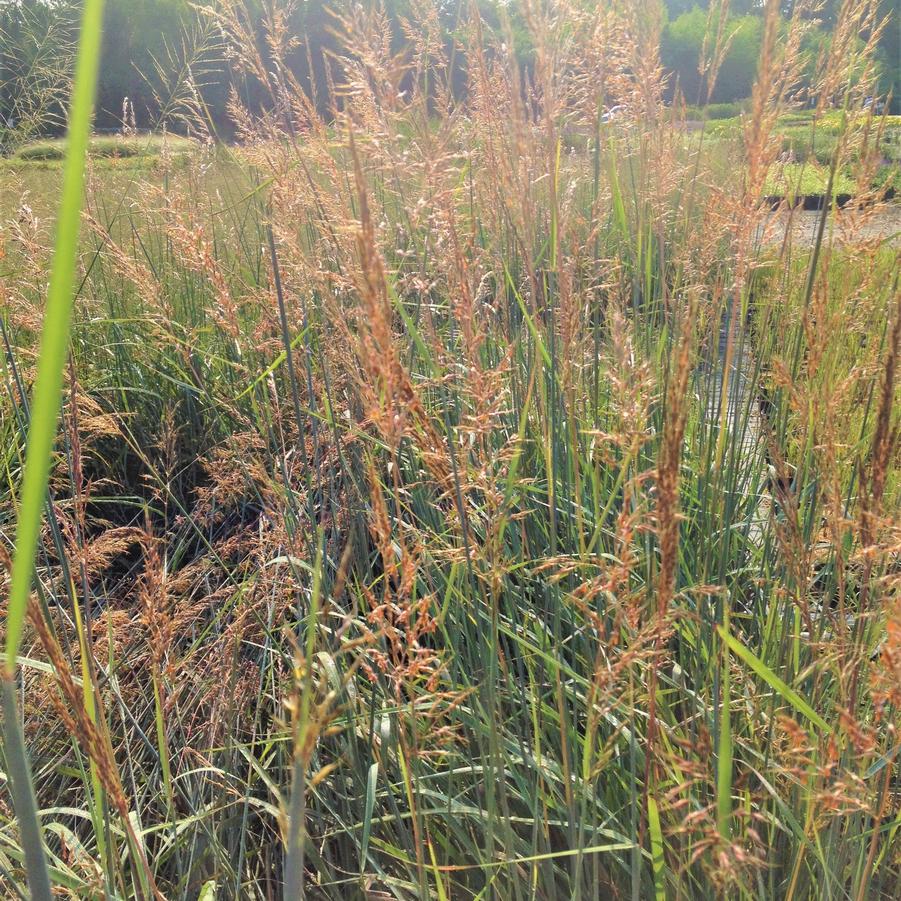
[{"x1": 1, "y1": 0, "x2": 106, "y2": 898}]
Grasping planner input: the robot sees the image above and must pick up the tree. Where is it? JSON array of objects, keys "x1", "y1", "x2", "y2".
[
  {"x1": 95, "y1": 0, "x2": 195, "y2": 128},
  {"x1": 661, "y1": 5, "x2": 763, "y2": 104},
  {"x1": 876, "y1": 0, "x2": 899, "y2": 111}
]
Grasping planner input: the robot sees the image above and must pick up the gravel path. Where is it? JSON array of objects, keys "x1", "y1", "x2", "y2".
[{"x1": 756, "y1": 206, "x2": 901, "y2": 247}]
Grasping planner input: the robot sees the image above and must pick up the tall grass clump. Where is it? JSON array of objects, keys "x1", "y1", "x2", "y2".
[{"x1": 0, "y1": 0, "x2": 898, "y2": 898}]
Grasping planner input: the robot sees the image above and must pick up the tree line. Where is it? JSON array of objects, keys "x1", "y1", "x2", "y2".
[{"x1": 1, "y1": 0, "x2": 898, "y2": 140}]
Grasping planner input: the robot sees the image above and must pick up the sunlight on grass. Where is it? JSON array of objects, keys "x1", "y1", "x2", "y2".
[{"x1": 0, "y1": 1, "x2": 898, "y2": 898}]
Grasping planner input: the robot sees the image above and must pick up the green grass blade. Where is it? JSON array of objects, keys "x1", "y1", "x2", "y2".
[
  {"x1": 717, "y1": 626, "x2": 831, "y2": 734},
  {"x1": 717, "y1": 614, "x2": 733, "y2": 838},
  {"x1": 361, "y1": 761, "x2": 378, "y2": 872},
  {"x1": 647, "y1": 795, "x2": 666, "y2": 901},
  {"x1": 1, "y1": 677, "x2": 52, "y2": 901},
  {"x1": 5, "y1": 0, "x2": 107, "y2": 667},
  {"x1": 1, "y1": 3, "x2": 105, "y2": 899}
]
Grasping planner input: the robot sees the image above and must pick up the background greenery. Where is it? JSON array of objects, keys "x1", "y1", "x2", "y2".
[{"x1": 2, "y1": 0, "x2": 899, "y2": 139}]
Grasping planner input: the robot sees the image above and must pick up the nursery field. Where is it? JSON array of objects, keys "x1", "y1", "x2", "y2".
[{"x1": 0, "y1": 1, "x2": 899, "y2": 900}]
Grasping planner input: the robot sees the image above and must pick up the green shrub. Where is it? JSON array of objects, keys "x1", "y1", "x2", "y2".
[
  {"x1": 871, "y1": 164, "x2": 901, "y2": 194},
  {"x1": 704, "y1": 101, "x2": 747, "y2": 119},
  {"x1": 14, "y1": 141, "x2": 68, "y2": 161},
  {"x1": 765, "y1": 161, "x2": 857, "y2": 195},
  {"x1": 13, "y1": 133, "x2": 196, "y2": 163}
]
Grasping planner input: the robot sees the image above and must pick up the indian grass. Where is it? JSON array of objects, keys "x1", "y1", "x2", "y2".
[{"x1": 0, "y1": 0, "x2": 898, "y2": 898}]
